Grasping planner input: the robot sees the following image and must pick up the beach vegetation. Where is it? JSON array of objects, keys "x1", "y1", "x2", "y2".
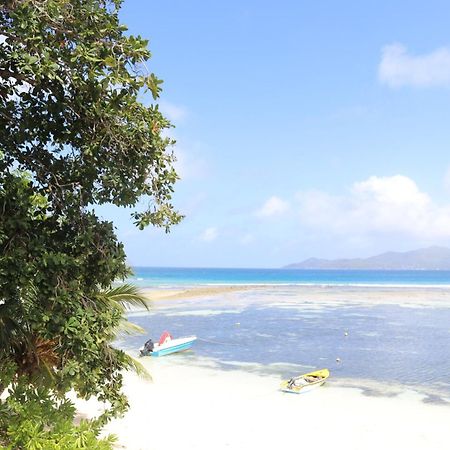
[{"x1": 0, "y1": 0, "x2": 180, "y2": 447}]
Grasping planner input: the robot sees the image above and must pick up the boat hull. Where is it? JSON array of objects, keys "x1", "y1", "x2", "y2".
[
  {"x1": 280, "y1": 368, "x2": 330, "y2": 394},
  {"x1": 151, "y1": 336, "x2": 197, "y2": 357}
]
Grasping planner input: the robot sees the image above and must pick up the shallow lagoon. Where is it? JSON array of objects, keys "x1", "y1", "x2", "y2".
[{"x1": 120, "y1": 287, "x2": 450, "y2": 400}]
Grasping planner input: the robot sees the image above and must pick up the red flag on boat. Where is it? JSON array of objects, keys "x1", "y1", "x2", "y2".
[{"x1": 158, "y1": 331, "x2": 173, "y2": 345}]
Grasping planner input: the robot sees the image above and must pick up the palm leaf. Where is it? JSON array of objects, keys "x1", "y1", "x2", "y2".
[
  {"x1": 100, "y1": 284, "x2": 150, "y2": 310},
  {"x1": 99, "y1": 284, "x2": 152, "y2": 380},
  {"x1": 114, "y1": 319, "x2": 145, "y2": 338},
  {"x1": 123, "y1": 353, "x2": 152, "y2": 381}
]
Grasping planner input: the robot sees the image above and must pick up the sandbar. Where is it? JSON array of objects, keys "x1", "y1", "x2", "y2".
[{"x1": 140, "y1": 284, "x2": 450, "y2": 307}]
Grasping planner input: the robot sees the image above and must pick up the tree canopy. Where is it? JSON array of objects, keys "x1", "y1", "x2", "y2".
[{"x1": 0, "y1": 0, "x2": 181, "y2": 447}]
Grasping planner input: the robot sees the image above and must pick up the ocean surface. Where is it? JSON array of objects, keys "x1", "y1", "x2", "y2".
[
  {"x1": 129, "y1": 266, "x2": 450, "y2": 287},
  {"x1": 119, "y1": 283, "x2": 450, "y2": 402}
]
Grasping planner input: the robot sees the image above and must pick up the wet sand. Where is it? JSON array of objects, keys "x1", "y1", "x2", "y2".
[
  {"x1": 141, "y1": 284, "x2": 450, "y2": 307},
  {"x1": 141, "y1": 284, "x2": 260, "y2": 302}
]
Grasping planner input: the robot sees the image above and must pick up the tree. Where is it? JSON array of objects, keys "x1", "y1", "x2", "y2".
[{"x1": 0, "y1": 0, "x2": 181, "y2": 447}]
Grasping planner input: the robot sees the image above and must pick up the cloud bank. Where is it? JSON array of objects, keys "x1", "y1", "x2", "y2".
[
  {"x1": 379, "y1": 43, "x2": 450, "y2": 87},
  {"x1": 296, "y1": 175, "x2": 450, "y2": 239}
]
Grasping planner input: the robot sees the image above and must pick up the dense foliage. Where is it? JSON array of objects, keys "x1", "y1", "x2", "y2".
[{"x1": 0, "y1": 0, "x2": 181, "y2": 447}]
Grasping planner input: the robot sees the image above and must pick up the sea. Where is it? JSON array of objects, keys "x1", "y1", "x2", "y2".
[
  {"x1": 128, "y1": 266, "x2": 450, "y2": 287},
  {"x1": 119, "y1": 267, "x2": 450, "y2": 402}
]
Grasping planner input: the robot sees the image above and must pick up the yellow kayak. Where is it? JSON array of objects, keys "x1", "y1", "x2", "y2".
[{"x1": 280, "y1": 369, "x2": 330, "y2": 394}]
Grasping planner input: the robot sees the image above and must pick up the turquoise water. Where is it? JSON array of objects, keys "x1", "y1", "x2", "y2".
[
  {"x1": 129, "y1": 267, "x2": 450, "y2": 287},
  {"x1": 120, "y1": 268, "x2": 450, "y2": 401},
  {"x1": 121, "y1": 287, "x2": 450, "y2": 400}
]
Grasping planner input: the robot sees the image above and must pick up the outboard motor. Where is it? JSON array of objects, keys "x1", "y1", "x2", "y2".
[{"x1": 140, "y1": 338, "x2": 154, "y2": 356}]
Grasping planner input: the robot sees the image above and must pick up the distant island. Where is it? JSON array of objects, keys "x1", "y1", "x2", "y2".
[{"x1": 284, "y1": 246, "x2": 450, "y2": 270}]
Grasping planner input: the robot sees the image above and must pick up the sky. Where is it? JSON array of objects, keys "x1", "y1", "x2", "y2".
[{"x1": 99, "y1": 0, "x2": 450, "y2": 268}]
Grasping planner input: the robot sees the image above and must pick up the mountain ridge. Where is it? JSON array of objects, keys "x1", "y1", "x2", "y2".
[{"x1": 284, "y1": 246, "x2": 450, "y2": 270}]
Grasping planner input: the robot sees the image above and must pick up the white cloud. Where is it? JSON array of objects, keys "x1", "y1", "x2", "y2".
[
  {"x1": 379, "y1": 43, "x2": 450, "y2": 88},
  {"x1": 296, "y1": 175, "x2": 450, "y2": 239},
  {"x1": 256, "y1": 196, "x2": 290, "y2": 217},
  {"x1": 160, "y1": 100, "x2": 188, "y2": 122},
  {"x1": 199, "y1": 227, "x2": 218, "y2": 242}
]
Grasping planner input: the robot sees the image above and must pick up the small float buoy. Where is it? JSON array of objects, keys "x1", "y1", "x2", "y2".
[
  {"x1": 336, "y1": 357, "x2": 341, "y2": 363},
  {"x1": 344, "y1": 331, "x2": 349, "y2": 337},
  {"x1": 235, "y1": 322, "x2": 240, "y2": 326}
]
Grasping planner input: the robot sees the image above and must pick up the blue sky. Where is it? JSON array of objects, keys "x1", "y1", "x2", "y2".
[{"x1": 100, "y1": 0, "x2": 450, "y2": 268}]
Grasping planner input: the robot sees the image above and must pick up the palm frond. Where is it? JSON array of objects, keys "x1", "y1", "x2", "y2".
[
  {"x1": 114, "y1": 319, "x2": 145, "y2": 338},
  {"x1": 98, "y1": 284, "x2": 152, "y2": 380},
  {"x1": 123, "y1": 353, "x2": 152, "y2": 381},
  {"x1": 100, "y1": 284, "x2": 150, "y2": 311},
  {"x1": 27, "y1": 336, "x2": 59, "y2": 382}
]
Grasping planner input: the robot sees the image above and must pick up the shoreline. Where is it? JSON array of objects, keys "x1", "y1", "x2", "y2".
[
  {"x1": 75, "y1": 355, "x2": 450, "y2": 450},
  {"x1": 79, "y1": 284, "x2": 450, "y2": 449},
  {"x1": 140, "y1": 283, "x2": 450, "y2": 307}
]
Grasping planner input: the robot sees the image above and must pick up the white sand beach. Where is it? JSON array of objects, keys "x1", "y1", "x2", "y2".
[
  {"x1": 75, "y1": 285, "x2": 450, "y2": 450},
  {"x1": 76, "y1": 355, "x2": 450, "y2": 450}
]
